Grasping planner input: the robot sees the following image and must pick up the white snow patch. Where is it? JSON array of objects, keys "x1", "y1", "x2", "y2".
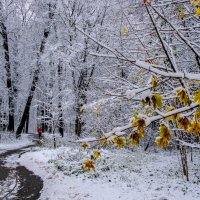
[{"x1": 18, "y1": 146, "x2": 200, "y2": 200}]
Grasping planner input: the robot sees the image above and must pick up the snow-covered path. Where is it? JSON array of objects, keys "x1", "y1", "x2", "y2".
[{"x1": 0, "y1": 145, "x2": 43, "y2": 200}]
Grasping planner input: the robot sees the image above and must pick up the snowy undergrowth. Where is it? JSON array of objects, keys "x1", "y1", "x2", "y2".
[
  {"x1": 0, "y1": 132, "x2": 33, "y2": 153},
  {"x1": 19, "y1": 144, "x2": 200, "y2": 200}
]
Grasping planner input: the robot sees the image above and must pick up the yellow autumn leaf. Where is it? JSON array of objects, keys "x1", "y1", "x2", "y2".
[
  {"x1": 155, "y1": 137, "x2": 162, "y2": 146},
  {"x1": 156, "y1": 124, "x2": 172, "y2": 150},
  {"x1": 84, "y1": 159, "x2": 95, "y2": 172},
  {"x1": 194, "y1": 89, "x2": 200, "y2": 105},
  {"x1": 187, "y1": 121, "x2": 200, "y2": 136},
  {"x1": 176, "y1": 89, "x2": 191, "y2": 106},
  {"x1": 156, "y1": 137, "x2": 170, "y2": 150},
  {"x1": 196, "y1": 7, "x2": 200, "y2": 16},
  {"x1": 132, "y1": 118, "x2": 146, "y2": 142},
  {"x1": 194, "y1": 111, "x2": 200, "y2": 121},
  {"x1": 132, "y1": 118, "x2": 146, "y2": 129},
  {"x1": 138, "y1": 127, "x2": 145, "y2": 138},
  {"x1": 191, "y1": 0, "x2": 200, "y2": 6},
  {"x1": 81, "y1": 143, "x2": 89, "y2": 150},
  {"x1": 151, "y1": 94, "x2": 163, "y2": 109},
  {"x1": 114, "y1": 136, "x2": 126, "y2": 149},
  {"x1": 129, "y1": 129, "x2": 145, "y2": 145},
  {"x1": 129, "y1": 133, "x2": 140, "y2": 145},
  {"x1": 142, "y1": 96, "x2": 151, "y2": 106},
  {"x1": 93, "y1": 151, "x2": 101, "y2": 159},
  {"x1": 100, "y1": 135, "x2": 107, "y2": 144},
  {"x1": 159, "y1": 124, "x2": 172, "y2": 140},
  {"x1": 152, "y1": 77, "x2": 158, "y2": 90},
  {"x1": 177, "y1": 116, "x2": 191, "y2": 130},
  {"x1": 123, "y1": 27, "x2": 128, "y2": 36}
]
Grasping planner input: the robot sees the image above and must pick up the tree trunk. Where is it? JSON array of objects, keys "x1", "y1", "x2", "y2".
[
  {"x1": 75, "y1": 112, "x2": 84, "y2": 137},
  {"x1": 16, "y1": 69, "x2": 39, "y2": 137},
  {"x1": 25, "y1": 114, "x2": 29, "y2": 133},
  {"x1": 180, "y1": 145, "x2": 189, "y2": 181},
  {"x1": 15, "y1": 3, "x2": 55, "y2": 138},
  {"x1": 0, "y1": 10, "x2": 15, "y2": 132},
  {"x1": 58, "y1": 62, "x2": 64, "y2": 137}
]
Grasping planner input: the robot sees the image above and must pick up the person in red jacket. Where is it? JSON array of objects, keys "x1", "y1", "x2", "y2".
[{"x1": 37, "y1": 127, "x2": 42, "y2": 139}]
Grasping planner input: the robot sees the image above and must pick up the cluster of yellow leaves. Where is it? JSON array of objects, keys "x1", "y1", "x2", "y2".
[
  {"x1": 156, "y1": 124, "x2": 172, "y2": 150},
  {"x1": 84, "y1": 159, "x2": 95, "y2": 172},
  {"x1": 131, "y1": 118, "x2": 146, "y2": 144},
  {"x1": 83, "y1": 151, "x2": 102, "y2": 172},
  {"x1": 142, "y1": 94, "x2": 163, "y2": 109},
  {"x1": 152, "y1": 94, "x2": 163, "y2": 109},
  {"x1": 176, "y1": 111, "x2": 200, "y2": 136},
  {"x1": 176, "y1": 89, "x2": 191, "y2": 106},
  {"x1": 114, "y1": 136, "x2": 127, "y2": 149},
  {"x1": 194, "y1": 89, "x2": 200, "y2": 105},
  {"x1": 191, "y1": 0, "x2": 200, "y2": 16}
]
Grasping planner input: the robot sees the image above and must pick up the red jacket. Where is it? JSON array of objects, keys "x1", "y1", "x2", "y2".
[{"x1": 37, "y1": 127, "x2": 42, "y2": 134}]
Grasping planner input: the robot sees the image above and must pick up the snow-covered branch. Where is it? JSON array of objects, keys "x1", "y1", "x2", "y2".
[{"x1": 75, "y1": 27, "x2": 200, "y2": 81}]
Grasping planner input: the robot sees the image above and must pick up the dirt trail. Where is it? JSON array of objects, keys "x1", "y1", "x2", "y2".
[{"x1": 0, "y1": 145, "x2": 43, "y2": 200}]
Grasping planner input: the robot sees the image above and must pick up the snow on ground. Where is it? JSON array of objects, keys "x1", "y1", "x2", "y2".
[
  {"x1": 0, "y1": 171, "x2": 19, "y2": 199},
  {"x1": 0, "y1": 132, "x2": 34, "y2": 154},
  {"x1": 19, "y1": 144, "x2": 200, "y2": 200}
]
